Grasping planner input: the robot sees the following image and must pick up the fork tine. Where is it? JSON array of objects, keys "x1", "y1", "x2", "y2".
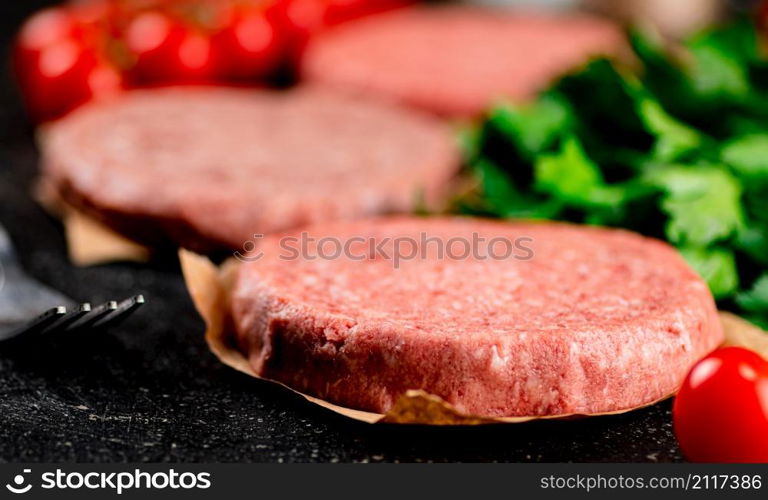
[
  {"x1": 64, "y1": 300, "x2": 118, "y2": 332},
  {"x1": 39, "y1": 303, "x2": 92, "y2": 336},
  {"x1": 1, "y1": 294, "x2": 146, "y2": 344},
  {"x1": 1, "y1": 306, "x2": 67, "y2": 342},
  {"x1": 90, "y1": 295, "x2": 145, "y2": 330}
]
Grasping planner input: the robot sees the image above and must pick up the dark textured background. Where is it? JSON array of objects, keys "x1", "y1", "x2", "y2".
[{"x1": 0, "y1": 0, "x2": 684, "y2": 463}]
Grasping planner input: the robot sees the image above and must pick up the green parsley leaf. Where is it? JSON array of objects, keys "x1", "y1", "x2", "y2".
[
  {"x1": 630, "y1": 87, "x2": 705, "y2": 161},
  {"x1": 534, "y1": 136, "x2": 626, "y2": 209},
  {"x1": 629, "y1": 29, "x2": 692, "y2": 115},
  {"x1": 736, "y1": 226, "x2": 768, "y2": 266},
  {"x1": 488, "y1": 93, "x2": 572, "y2": 159},
  {"x1": 721, "y1": 133, "x2": 768, "y2": 177},
  {"x1": 645, "y1": 165, "x2": 744, "y2": 246},
  {"x1": 687, "y1": 40, "x2": 750, "y2": 102},
  {"x1": 679, "y1": 246, "x2": 740, "y2": 299},
  {"x1": 736, "y1": 274, "x2": 768, "y2": 313},
  {"x1": 475, "y1": 160, "x2": 562, "y2": 219}
]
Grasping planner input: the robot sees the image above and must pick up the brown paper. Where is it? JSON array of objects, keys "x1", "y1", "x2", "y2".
[
  {"x1": 720, "y1": 312, "x2": 768, "y2": 360},
  {"x1": 180, "y1": 250, "x2": 724, "y2": 426},
  {"x1": 34, "y1": 180, "x2": 151, "y2": 266},
  {"x1": 62, "y1": 209, "x2": 151, "y2": 266}
]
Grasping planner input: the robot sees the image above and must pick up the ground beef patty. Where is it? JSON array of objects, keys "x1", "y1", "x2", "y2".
[
  {"x1": 231, "y1": 217, "x2": 723, "y2": 417},
  {"x1": 302, "y1": 6, "x2": 623, "y2": 117},
  {"x1": 40, "y1": 87, "x2": 459, "y2": 253}
]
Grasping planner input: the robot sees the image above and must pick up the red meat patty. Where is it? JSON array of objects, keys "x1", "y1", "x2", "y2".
[
  {"x1": 230, "y1": 216, "x2": 724, "y2": 417},
  {"x1": 40, "y1": 87, "x2": 459, "y2": 253},
  {"x1": 302, "y1": 6, "x2": 624, "y2": 117}
]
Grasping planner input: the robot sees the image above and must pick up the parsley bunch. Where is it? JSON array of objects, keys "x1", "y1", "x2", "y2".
[{"x1": 462, "y1": 19, "x2": 768, "y2": 327}]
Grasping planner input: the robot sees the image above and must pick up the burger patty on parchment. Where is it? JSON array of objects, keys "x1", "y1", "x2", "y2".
[
  {"x1": 40, "y1": 86, "x2": 459, "y2": 253},
  {"x1": 231, "y1": 216, "x2": 723, "y2": 417}
]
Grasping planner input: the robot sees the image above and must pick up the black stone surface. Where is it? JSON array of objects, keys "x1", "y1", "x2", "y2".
[{"x1": 0, "y1": 0, "x2": 684, "y2": 463}]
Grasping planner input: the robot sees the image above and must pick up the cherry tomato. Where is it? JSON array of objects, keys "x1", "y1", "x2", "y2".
[
  {"x1": 673, "y1": 347, "x2": 768, "y2": 463},
  {"x1": 69, "y1": 0, "x2": 115, "y2": 26},
  {"x1": 14, "y1": 6, "x2": 123, "y2": 122},
  {"x1": 17, "y1": 8, "x2": 76, "y2": 51},
  {"x1": 272, "y1": 0, "x2": 329, "y2": 62},
  {"x1": 324, "y1": 0, "x2": 413, "y2": 25},
  {"x1": 15, "y1": 0, "x2": 416, "y2": 119},
  {"x1": 124, "y1": 10, "x2": 215, "y2": 85},
  {"x1": 210, "y1": 3, "x2": 283, "y2": 82},
  {"x1": 274, "y1": 0, "x2": 412, "y2": 63}
]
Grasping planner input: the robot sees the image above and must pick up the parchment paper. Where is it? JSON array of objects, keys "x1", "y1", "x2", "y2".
[
  {"x1": 720, "y1": 311, "x2": 768, "y2": 359},
  {"x1": 34, "y1": 180, "x2": 151, "y2": 266}
]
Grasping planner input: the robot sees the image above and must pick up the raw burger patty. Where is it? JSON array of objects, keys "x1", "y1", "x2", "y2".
[
  {"x1": 231, "y1": 217, "x2": 723, "y2": 417},
  {"x1": 302, "y1": 6, "x2": 623, "y2": 117},
  {"x1": 40, "y1": 87, "x2": 459, "y2": 252}
]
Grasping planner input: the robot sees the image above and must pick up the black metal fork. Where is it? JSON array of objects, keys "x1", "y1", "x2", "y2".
[{"x1": 0, "y1": 224, "x2": 145, "y2": 343}]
